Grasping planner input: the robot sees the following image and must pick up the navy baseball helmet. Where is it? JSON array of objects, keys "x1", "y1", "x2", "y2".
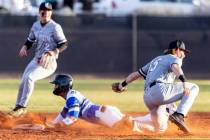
[
  {"x1": 50, "y1": 74, "x2": 73, "y2": 87},
  {"x1": 164, "y1": 40, "x2": 190, "y2": 54},
  {"x1": 39, "y1": 2, "x2": 53, "y2": 11}
]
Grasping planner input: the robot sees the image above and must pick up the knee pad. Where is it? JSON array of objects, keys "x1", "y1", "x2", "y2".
[{"x1": 95, "y1": 105, "x2": 124, "y2": 127}]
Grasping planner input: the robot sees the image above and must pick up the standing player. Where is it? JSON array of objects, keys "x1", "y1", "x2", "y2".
[
  {"x1": 112, "y1": 40, "x2": 199, "y2": 133},
  {"x1": 45, "y1": 74, "x2": 125, "y2": 128},
  {"x1": 8, "y1": 2, "x2": 68, "y2": 117}
]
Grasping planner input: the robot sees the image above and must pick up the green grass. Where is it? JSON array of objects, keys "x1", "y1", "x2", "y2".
[{"x1": 0, "y1": 79, "x2": 209, "y2": 113}]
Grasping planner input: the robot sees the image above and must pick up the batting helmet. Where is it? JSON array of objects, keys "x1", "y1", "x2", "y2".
[{"x1": 50, "y1": 74, "x2": 73, "y2": 95}]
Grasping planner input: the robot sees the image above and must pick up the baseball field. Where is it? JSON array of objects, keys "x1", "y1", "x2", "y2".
[{"x1": 0, "y1": 78, "x2": 210, "y2": 139}]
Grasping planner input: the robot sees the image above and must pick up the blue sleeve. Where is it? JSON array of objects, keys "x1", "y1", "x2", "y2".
[
  {"x1": 67, "y1": 110, "x2": 79, "y2": 118},
  {"x1": 65, "y1": 97, "x2": 80, "y2": 118},
  {"x1": 66, "y1": 97, "x2": 80, "y2": 108}
]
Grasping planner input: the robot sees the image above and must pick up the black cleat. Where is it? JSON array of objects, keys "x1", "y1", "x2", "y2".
[
  {"x1": 169, "y1": 112, "x2": 191, "y2": 133},
  {"x1": 8, "y1": 105, "x2": 27, "y2": 118}
]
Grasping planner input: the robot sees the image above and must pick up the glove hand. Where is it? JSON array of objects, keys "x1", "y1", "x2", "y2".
[
  {"x1": 38, "y1": 52, "x2": 55, "y2": 69},
  {"x1": 112, "y1": 82, "x2": 126, "y2": 93}
]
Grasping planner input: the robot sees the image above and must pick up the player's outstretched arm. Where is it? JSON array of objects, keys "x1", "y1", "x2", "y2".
[{"x1": 112, "y1": 71, "x2": 141, "y2": 93}]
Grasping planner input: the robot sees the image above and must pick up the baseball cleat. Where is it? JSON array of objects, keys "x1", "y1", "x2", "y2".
[
  {"x1": 132, "y1": 120, "x2": 143, "y2": 133},
  {"x1": 128, "y1": 117, "x2": 143, "y2": 133},
  {"x1": 169, "y1": 112, "x2": 191, "y2": 133},
  {"x1": 8, "y1": 105, "x2": 27, "y2": 117}
]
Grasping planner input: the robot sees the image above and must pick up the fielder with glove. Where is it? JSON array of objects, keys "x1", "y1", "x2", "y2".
[
  {"x1": 8, "y1": 2, "x2": 68, "y2": 118},
  {"x1": 112, "y1": 40, "x2": 199, "y2": 134}
]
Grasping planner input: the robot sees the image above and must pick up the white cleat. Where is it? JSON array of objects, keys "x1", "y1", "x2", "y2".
[{"x1": 132, "y1": 120, "x2": 143, "y2": 133}]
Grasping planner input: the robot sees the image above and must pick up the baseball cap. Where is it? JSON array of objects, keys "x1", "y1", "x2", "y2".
[
  {"x1": 164, "y1": 40, "x2": 190, "y2": 54},
  {"x1": 39, "y1": 2, "x2": 53, "y2": 11}
]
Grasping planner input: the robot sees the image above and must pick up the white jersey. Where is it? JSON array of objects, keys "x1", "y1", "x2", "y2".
[
  {"x1": 139, "y1": 54, "x2": 182, "y2": 88},
  {"x1": 27, "y1": 19, "x2": 67, "y2": 59}
]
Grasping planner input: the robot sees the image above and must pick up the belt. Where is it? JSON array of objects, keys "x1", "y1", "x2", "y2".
[{"x1": 149, "y1": 81, "x2": 156, "y2": 88}]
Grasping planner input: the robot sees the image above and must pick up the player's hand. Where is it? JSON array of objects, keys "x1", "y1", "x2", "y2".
[
  {"x1": 45, "y1": 121, "x2": 56, "y2": 128},
  {"x1": 19, "y1": 45, "x2": 27, "y2": 57}
]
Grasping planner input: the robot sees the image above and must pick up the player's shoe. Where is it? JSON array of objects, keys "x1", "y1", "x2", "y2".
[
  {"x1": 128, "y1": 116, "x2": 143, "y2": 133},
  {"x1": 169, "y1": 112, "x2": 191, "y2": 133},
  {"x1": 8, "y1": 105, "x2": 27, "y2": 117}
]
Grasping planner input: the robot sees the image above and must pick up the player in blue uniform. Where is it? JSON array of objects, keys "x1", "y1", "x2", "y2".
[{"x1": 46, "y1": 74, "x2": 125, "y2": 128}]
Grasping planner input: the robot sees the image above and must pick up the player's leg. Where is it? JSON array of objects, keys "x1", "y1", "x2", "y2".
[
  {"x1": 152, "y1": 105, "x2": 169, "y2": 133},
  {"x1": 15, "y1": 60, "x2": 35, "y2": 106},
  {"x1": 174, "y1": 82, "x2": 199, "y2": 116},
  {"x1": 95, "y1": 105, "x2": 125, "y2": 127},
  {"x1": 19, "y1": 60, "x2": 57, "y2": 107},
  {"x1": 132, "y1": 103, "x2": 176, "y2": 122},
  {"x1": 132, "y1": 105, "x2": 169, "y2": 133},
  {"x1": 163, "y1": 82, "x2": 199, "y2": 115},
  {"x1": 164, "y1": 82, "x2": 199, "y2": 133},
  {"x1": 133, "y1": 86, "x2": 170, "y2": 133},
  {"x1": 8, "y1": 60, "x2": 36, "y2": 117},
  {"x1": 9, "y1": 59, "x2": 57, "y2": 117}
]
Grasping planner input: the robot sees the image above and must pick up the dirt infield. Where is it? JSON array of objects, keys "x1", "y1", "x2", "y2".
[{"x1": 0, "y1": 112, "x2": 210, "y2": 140}]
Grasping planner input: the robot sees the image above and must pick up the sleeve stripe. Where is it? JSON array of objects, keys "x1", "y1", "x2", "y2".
[
  {"x1": 27, "y1": 37, "x2": 36, "y2": 42},
  {"x1": 68, "y1": 106, "x2": 79, "y2": 112},
  {"x1": 57, "y1": 40, "x2": 67, "y2": 44},
  {"x1": 138, "y1": 68, "x2": 147, "y2": 77},
  {"x1": 68, "y1": 105, "x2": 79, "y2": 110}
]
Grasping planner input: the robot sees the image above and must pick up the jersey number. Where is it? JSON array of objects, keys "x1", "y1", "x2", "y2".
[{"x1": 149, "y1": 58, "x2": 162, "y2": 72}]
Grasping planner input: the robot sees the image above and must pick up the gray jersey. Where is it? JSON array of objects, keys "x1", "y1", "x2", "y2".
[
  {"x1": 27, "y1": 19, "x2": 67, "y2": 59},
  {"x1": 139, "y1": 54, "x2": 182, "y2": 88}
]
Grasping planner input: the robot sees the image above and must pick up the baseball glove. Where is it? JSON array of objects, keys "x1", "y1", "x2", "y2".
[
  {"x1": 112, "y1": 82, "x2": 126, "y2": 93},
  {"x1": 38, "y1": 52, "x2": 55, "y2": 69}
]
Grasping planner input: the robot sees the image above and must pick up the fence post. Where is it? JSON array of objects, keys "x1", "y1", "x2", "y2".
[{"x1": 132, "y1": 13, "x2": 138, "y2": 71}]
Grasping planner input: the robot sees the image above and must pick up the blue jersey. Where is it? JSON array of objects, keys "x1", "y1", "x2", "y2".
[{"x1": 60, "y1": 89, "x2": 101, "y2": 123}]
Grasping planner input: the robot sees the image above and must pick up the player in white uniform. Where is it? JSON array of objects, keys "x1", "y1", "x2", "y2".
[
  {"x1": 45, "y1": 74, "x2": 125, "y2": 128},
  {"x1": 8, "y1": 2, "x2": 67, "y2": 117},
  {"x1": 112, "y1": 40, "x2": 199, "y2": 133}
]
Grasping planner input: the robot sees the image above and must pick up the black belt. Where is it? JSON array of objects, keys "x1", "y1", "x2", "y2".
[{"x1": 149, "y1": 81, "x2": 156, "y2": 88}]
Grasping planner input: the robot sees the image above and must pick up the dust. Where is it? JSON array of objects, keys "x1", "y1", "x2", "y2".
[
  {"x1": 0, "y1": 112, "x2": 210, "y2": 139},
  {"x1": 0, "y1": 112, "x2": 46, "y2": 129}
]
